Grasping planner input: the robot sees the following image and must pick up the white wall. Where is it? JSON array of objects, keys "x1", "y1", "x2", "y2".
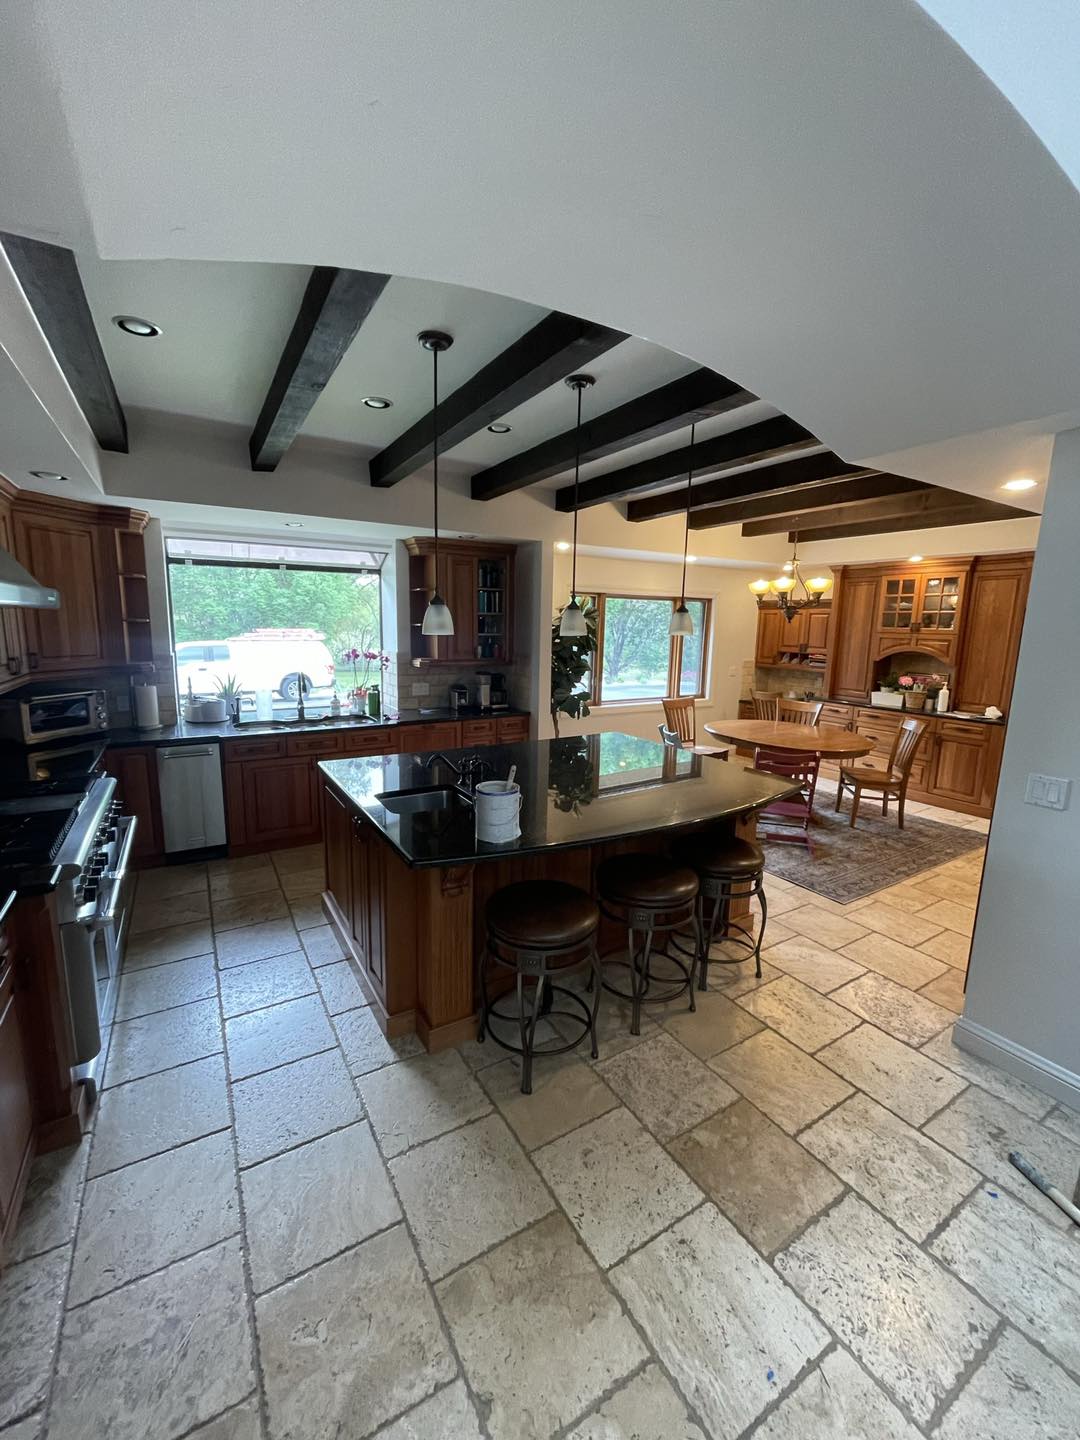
[{"x1": 959, "y1": 427, "x2": 1080, "y2": 1106}]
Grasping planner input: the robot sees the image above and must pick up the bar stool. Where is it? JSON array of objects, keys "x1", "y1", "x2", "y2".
[
  {"x1": 672, "y1": 833, "x2": 767, "y2": 989},
  {"x1": 478, "y1": 879, "x2": 602, "y2": 1095},
  {"x1": 596, "y1": 853, "x2": 700, "y2": 1035}
]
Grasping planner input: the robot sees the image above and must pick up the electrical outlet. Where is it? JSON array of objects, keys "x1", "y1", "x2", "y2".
[{"x1": 1023, "y1": 773, "x2": 1072, "y2": 810}]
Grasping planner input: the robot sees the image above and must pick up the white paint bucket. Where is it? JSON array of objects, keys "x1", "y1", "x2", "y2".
[{"x1": 475, "y1": 780, "x2": 522, "y2": 843}]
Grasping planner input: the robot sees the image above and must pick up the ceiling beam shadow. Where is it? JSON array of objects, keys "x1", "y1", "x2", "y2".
[
  {"x1": 1, "y1": 231, "x2": 128, "y2": 452},
  {"x1": 370, "y1": 311, "x2": 626, "y2": 488},
  {"x1": 249, "y1": 266, "x2": 391, "y2": 471},
  {"x1": 470, "y1": 367, "x2": 754, "y2": 500},
  {"x1": 740, "y1": 486, "x2": 1027, "y2": 537},
  {"x1": 688, "y1": 474, "x2": 930, "y2": 530}
]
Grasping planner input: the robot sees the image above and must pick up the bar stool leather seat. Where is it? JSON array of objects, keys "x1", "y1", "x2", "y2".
[
  {"x1": 671, "y1": 830, "x2": 768, "y2": 989},
  {"x1": 674, "y1": 835, "x2": 764, "y2": 878},
  {"x1": 487, "y1": 880, "x2": 600, "y2": 950},
  {"x1": 595, "y1": 854, "x2": 700, "y2": 1036},
  {"x1": 595, "y1": 854, "x2": 698, "y2": 909}
]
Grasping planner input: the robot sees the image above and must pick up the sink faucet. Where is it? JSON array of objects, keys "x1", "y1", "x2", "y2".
[
  {"x1": 423, "y1": 752, "x2": 488, "y2": 791},
  {"x1": 297, "y1": 690, "x2": 306, "y2": 721}
]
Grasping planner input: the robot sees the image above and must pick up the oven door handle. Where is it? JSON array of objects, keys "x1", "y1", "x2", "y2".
[{"x1": 91, "y1": 815, "x2": 138, "y2": 932}]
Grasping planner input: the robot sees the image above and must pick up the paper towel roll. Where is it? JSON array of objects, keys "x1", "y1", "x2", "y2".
[{"x1": 133, "y1": 684, "x2": 161, "y2": 730}]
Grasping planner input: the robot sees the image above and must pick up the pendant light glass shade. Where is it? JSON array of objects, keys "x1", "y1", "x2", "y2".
[
  {"x1": 559, "y1": 597, "x2": 587, "y2": 637},
  {"x1": 669, "y1": 602, "x2": 693, "y2": 636},
  {"x1": 422, "y1": 593, "x2": 454, "y2": 635},
  {"x1": 419, "y1": 330, "x2": 454, "y2": 638}
]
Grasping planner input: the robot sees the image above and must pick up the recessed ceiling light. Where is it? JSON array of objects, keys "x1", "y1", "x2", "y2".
[
  {"x1": 112, "y1": 314, "x2": 161, "y2": 337},
  {"x1": 361, "y1": 396, "x2": 393, "y2": 410},
  {"x1": 909, "y1": 554, "x2": 923, "y2": 562},
  {"x1": 555, "y1": 540, "x2": 571, "y2": 552},
  {"x1": 1002, "y1": 477, "x2": 1038, "y2": 492},
  {"x1": 284, "y1": 522, "x2": 304, "y2": 528},
  {"x1": 30, "y1": 470, "x2": 67, "y2": 482},
  {"x1": 487, "y1": 422, "x2": 512, "y2": 434}
]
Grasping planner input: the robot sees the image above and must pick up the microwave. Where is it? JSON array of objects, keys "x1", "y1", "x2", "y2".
[{"x1": 1, "y1": 689, "x2": 110, "y2": 745}]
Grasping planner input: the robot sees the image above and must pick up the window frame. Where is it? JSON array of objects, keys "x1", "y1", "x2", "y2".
[{"x1": 588, "y1": 592, "x2": 711, "y2": 707}]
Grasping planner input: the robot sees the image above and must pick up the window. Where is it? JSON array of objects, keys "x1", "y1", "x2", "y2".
[
  {"x1": 165, "y1": 538, "x2": 386, "y2": 710},
  {"x1": 591, "y1": 593, "x2": 710, "y2": 704}
]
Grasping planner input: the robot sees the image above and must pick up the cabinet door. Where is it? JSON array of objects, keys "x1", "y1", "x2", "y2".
[
  {"x1": 804, "y1": 608, "x2": 831, "y2": 650},
  {"x1": 0, "y1": 954, "x2": 34, "y2": 1230},
  {"x1": 103, "y1": 747, "x2": 165, "y2": 862},
  {"x1": 927, "y1": 722, "x2": 990, "y2": 805},
  {"x1": 323, "y1": 783, "x2": 352, "y2": 920},
  {"x1": 877, "y1": 573, "x2": 919, "y2": 635},
  {"x1": 829, "y1": 575, "x2": 878, "y2": 699},
  {"x1": 953, "y1": 556, "x2": 1032, "y2": 714},
  {"x1": 351, "y1": 820, "x2": 387, "y2": 1002},
  {"x1": 14, "y1": 513, "x2": 121, "y2": 671},
  {"x1": 495, "y1": 715, "x2": 529, "y2": 744},
  {"x1": 755, "y1": 608, "x2": 785, "y2": 665},
  {"x1": 439, "y1": 552, "x2": 478, "y2": 664},
  {"x1": 241, "y1": 756, "x2": 320, "y2": 846},
  {"x1": 0, "y1": 499, "x2": 27, "y2": 685},
  {"x1": 915, "y1": 570, "x2": 964, "y2": 638}
]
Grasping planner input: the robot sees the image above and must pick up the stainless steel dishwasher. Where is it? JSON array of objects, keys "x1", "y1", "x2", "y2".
[{"x1": 157, "y1": 743, "x2": 228, "y2": 852}]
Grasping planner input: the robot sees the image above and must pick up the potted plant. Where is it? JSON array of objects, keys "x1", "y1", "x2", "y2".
[
  {"x1": 342, "y1": 647, "x2": 390, "y2": 711},
  {"x1": 214, "y1": 673, "x2": 245, "y2": 723},
  {"x1": 550, "y1": 603, "x2": 598, "y2": 738}
]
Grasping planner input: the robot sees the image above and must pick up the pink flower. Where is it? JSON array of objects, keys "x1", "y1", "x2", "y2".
[{"x1": 898, "y1": 674, "x2": 914, "y2": 688}]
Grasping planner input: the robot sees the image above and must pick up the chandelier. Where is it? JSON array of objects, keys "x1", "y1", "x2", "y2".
[{"x1": 747, "y1": 532, "x2": 831, "y2": 622}]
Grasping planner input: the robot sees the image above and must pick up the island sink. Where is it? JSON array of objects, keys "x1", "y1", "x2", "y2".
[{"x1": 376, "y1": 785, "x2": 473, "y2": 814}]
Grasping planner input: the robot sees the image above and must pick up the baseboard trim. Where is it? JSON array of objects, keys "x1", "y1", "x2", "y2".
[{"x1": 953, "y1": 1016, "x2": 1080, "y2": 1110}]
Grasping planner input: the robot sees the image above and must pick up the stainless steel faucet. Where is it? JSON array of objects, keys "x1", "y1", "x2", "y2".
[
  {"x1": 423, "y1": 752, "x2": 488, "y2": 790},
  {"x1": 296, "y1": 689, "x2": 306, "y2": 721}
]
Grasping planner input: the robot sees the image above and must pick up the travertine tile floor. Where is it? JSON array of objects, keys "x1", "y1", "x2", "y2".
[{"x1": 2, "y1": 806, "x2": 1079, "y2": 1440}]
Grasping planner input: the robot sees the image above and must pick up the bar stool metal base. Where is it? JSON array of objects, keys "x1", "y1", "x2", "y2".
[
  {"x1": 597, "y1": 898, "x2": 701, "y2": 1037},
  {"x1": 692, "y1": 871, "x2": 768, "y2": 990}
]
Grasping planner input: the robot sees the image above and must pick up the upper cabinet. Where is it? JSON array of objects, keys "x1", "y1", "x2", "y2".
[
  {"x1": 826, "y1": 569, "x2": 879, "y2": 700},
  {"x1": 953, "y1": 554, "x2": 1033, "y2": 714},
  {"x1": 406, "y1": 538, "x2": 515, "y2": 664},
  {"x1": 874, "y1": 562, "x2": 971, "y2": 663}
]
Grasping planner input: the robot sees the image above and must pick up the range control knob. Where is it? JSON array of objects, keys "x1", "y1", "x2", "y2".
[{"x1": 83, "y1": 880, "x2": 99, "y2": 902}]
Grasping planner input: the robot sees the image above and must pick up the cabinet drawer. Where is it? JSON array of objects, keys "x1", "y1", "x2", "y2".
[
  {"x1": 286, "y1": 733, "x2": 344, "y2": 757},
  {"x1": 224, "y1": 737, "x2": 285, "y2": 761},
  {"x1": 495, "y1": 716, "x2": 529, "y2": 743},
  {"x1": 818, "y1": 703, "x2": 854, "y2": 729},
  {"x1": 460, "y1": 719, "x2": 497, "y2": 745},
  {"x1": 340, "y1": 728, "x2": 397, "y2": 757},
  {"x1": 400, "y1": 722, "x2": 462, "y2": 752},
  {"x1": 936, "y1": 719, "x2": 992, "y2": 745}
]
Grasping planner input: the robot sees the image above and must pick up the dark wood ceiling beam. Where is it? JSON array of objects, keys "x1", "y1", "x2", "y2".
[
  {"x1": 688, "y1": 474, "x2": 930, "y2": 530},
  {"x1": 249, "y1": 266, "x2": 390, "y2": 471},
  {"x1": 470, "y1": 367, "x2": 754, "y2": 500},
  {"x1": 740, "y1": 486, "x2": 1021, "y2": 537},
  {"x1": 627, "y1": 451, "x2": 875, "y2": 522},
  {"x1": 554, "y1": 416, "x2": 816, "y2": 512},
  {"x1": 370, "y1": 312, "x2": 627, "y2": 487},
  {"x1": 1, "y1": 231, "x2": 128, "y2": 452},
  {"x1": 772, "y1": 499, "x2": 1034, "y2": 543}
]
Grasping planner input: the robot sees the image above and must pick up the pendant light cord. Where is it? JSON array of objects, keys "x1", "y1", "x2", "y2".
[
  {"x1": 679, "y1": 420, "x2": 695, "y2": 605},
  {"x1": 570, "y1": 380, "x2": 583, "y2": 602},
  {"x1": 432, "y1": 343, "x2": 440, "y2": 574}
]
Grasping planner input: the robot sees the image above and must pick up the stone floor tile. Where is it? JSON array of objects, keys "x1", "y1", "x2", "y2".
[
  {"x1": 115, "y1": 952, "x2": 218, "y2": 1021},
  {"x1": 830, "y1": 972, "x2": 954, "y2": 1046},
  {"x1": 709, "y1": 1029, "x2": 852, "y2": 1134},
  {"x1": 217, "y1": 950, "x2": 315, "y2": 1018},
  {"x1": 233, "y1": 1047, "x2": 363, "y2": 1166},
  {"x1": 0, "y1": 1249, "x2": 68, "y2": 1427},
  {"x1": 919, "y1": 967, "x2": 966, "y2": 1012},
  {"x1": 816, "y1": 1023, "x2": 966, "y2": 1125},
  {"x1": 840, "y1": 933, "x2": 948, "y2": 990},
  {"x1": 917, "y1": 897, "x2": 976, "y2": 936},
  {"x1": 917, "y1": 870, "x2": 982, "y2": 907},
  {"x1": 918, "y1": 1028, "x2": 1055, "y2": 1120},
  {"x1": 761, "y1": 937, "x2": 866, "y2": 992},
  {"x1": 933, "y1": 1326, "x2": 1080, "y2": 1440},
  {"x1": 124, "y1": 920, "x2": 215, "y2": 970},
  {"x1": 844, "y1": 899, "x2": 944, "y2": 946},
  {"x1": 224, "y1": 992, "x2": 335, "y2": 1080},
  {"x1": 799, "y1": 1093, "x2": 979, "y2": 1241},
  {"x1": 300, "y1": 923, "x2": 346, "y2": 966},
  {"x1": 1043, "y1": 1101, "x2": 1080, "y2": 1144},
  {"x1": 932, "y1": 1187, "x2": 1080, "y2": 1374},
  {"x1": 612, "y1": 1203, "x2": 828, "y2": 1440},
  {"x1": 870, "y1": 880, "x2": 942, "y2": 914},
  {"x1": 658, "y1": 986, "x2": 764, "y2": 1059},
  {"x1": 208, "y1": 852, "x2": 276, "y2": 878},
  {"x1": 782, "y1": 904, "x2": 870, "y2": 949},
  {"x1": 89, "y1": 1054, "x2": 231, "y2": 1176},
  {"x1": 209, "y1": 863, "x2": 282, "y2": 901},
  {"x1": 289, "y1": 895, "x2": 327, "y2": 930},
  {"x1": 359, "y1": 1050, "x2": 490, "y2": 1158},
  {"x1": 271, "y1": 842, "x2": 324, "y2": 873},
  {"x1": 0, "y1": 1413, "x2": 44, "y2": 1440},
  {"x1": 756, "y1": 885, "x2": 811, "y2": 917},
  {"x1": 212, "y1": 889, "x2": 290, "y2": 933},
  {"x1": 735, "y1": 975, "x2": 860, "y2": 1052},
  {"x1": 917, "y1": 928, "x2": 971, "y2": 970},
  {"x1": 437, "y1": 1212, "x2": 646, "y2": 1440},
  {"x1": 69, "y1": 1131, "x2": 238, "y2": 1306},
  {"x1": 391, "y1": 1113, "x2": 552, "y2": 1279},
  {"x1": 316, "y1": 959, "x2": 368, "y2": 1014},
  {"x1": 215, "y1": 917, "x2": 300, "y2": 968},
  {"x1": 104, "y1": 996, "x2": 222, "y2": 1087},
  {"x1": 754, "y1": 1346, "x2": 923, "y2": 1440},
  {"x1": 552, "y1": 975, "x2": 660, "y2": 1057},
  {"x1": 565, "y1": 1363, "x2": 708, "y2": 1440},
  {"x1": 333, "y1": 1005, "x2": 424, "y2": 1076},
  {"x1": 186, "y1": 1397, "x2": 262, "y2": 1440},
  {"x1": 597, "y1": 1031, "x2": 739, "y2": 1141},
  {"x1": 924, "y1": 1084, "x2": 1080, "y2": 1228},
  {"x1": 669, "y1": 1097, "x2": 842, "y2": 1255},
  {"x1": 372, "y1": 1381, "x2": 483, "y2": 1440},
  {"x1": 6, "y1": 1143, "x2": 88, "y2": 1264},
  {"x1": 50, "y1": 1241, "x2": 251, "y2": 1440},
  {"x1": 479, "y1": 1051, "x2": 619, "y2": 1150},
  {"x1": 534, "y1": 1107, "x2": 702, "y2": 1268},
  {"x1": 278, "y1": 865, "x2": 325, "y2": 900},
  {"x1": 455, "y1": 1014, "x2": 562, "y2": 1071},
  {"x1": 130, "y1": 888, "x2": 211, "y2": 935},
  {"x1": 702, "y1": 956, "x2": 783, "y2": 998},
  {"x1": 257, "y1": 1226, "x2": 454, "y2": 1440},
  {"x1": 775, "y1": 1195, "x2": 995, "y2": 1425},
  {"x1": 243, "y1": 1122, "x2": 400, "y2": 1293},
  {"x1": 136, "y1": 862, "x2": 208, "y2": 901}
]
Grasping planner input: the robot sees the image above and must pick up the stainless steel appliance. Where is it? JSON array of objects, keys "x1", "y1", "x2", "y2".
[
  {"x1": 449, "y1": 684, "x2": 469, "y2": 712},
  {"x1": 157, "y1": 743, "x2": 227, "y2": 852},
  {"x1": 489, "y1": 672, "x2": 509, "y2": 711},
  {"x1": 0, "y1": 688, "x2": 109, "y2": 744},
  {"x1": 475, "y1": 672, "x2": 492, "y2": 709}
]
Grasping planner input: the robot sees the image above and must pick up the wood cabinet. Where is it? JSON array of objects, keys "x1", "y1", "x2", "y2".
[
  {"x1": 0, "y1": 938, "x2": 34, "y2": 1249},
  {"x1": 0, "y1": 491, "x2": 27, "y2": 684},
  {"x1": 953, "y1": 554, "x2": 1033, "y2": 714},
  {"x1": 874, "y1": 562, "x2": 971, "y2": 664},
  {"x1": 495, "y1": 714, "x2": 530, "y2": 744},
  {"x1": 827, "y1": 570, "x2": 879, "y2": 700},
  {"x1": 754, "y1": 608, "x2": 785, "y2": 665},
  {"x1": 224, "y1": 752, "x2": 321, "y2": 851},
  {"x1": 103, "y1": 746, "x2": 165, "y2": 863},
  {"x1": 925, "y1": 719, "x2": 997, "y2": 809},
  {"x1": 406, "y1": 538, "x2": 515, "y2": 664}
]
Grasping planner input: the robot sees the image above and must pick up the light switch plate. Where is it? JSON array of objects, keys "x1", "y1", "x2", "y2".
[{"x1": 1024, "y1": 773, "x2": 1071, "y2": 810}]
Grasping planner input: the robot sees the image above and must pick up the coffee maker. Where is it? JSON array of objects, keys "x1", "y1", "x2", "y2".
[
  {"x1": 448, "y1": 684, "x2": 469, "y2": 713},
  {"x1": 475, "y1": 672, "x2": 492, "y2": 710},
  {"x1": 489, "y1": 673, "x2": 509, "y2": 711}
]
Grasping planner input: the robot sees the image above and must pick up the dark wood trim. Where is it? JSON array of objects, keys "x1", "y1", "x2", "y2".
[
  {"x1": 781, "y1": 499, "x2": 1034, "y2": 542},
  {"x1": 470, "y1": 368, "x2": 753, "y2": 499},
  {"x1": 688, "y1": 474, "x2": 929, "y2": 530},
  {"x1": 740, "y1": 486, "x2": 1020, "y2": 537},
  {"x1": 370, "y1": 312, "x2": 627, "y2": 487},
  {"x1": 555, "y1": 417, "x2": 817, "y2": 512},
  {"x1": 0, "y1": 233, "x2": 128, "y2": 452},
  {"x1": 249, "y1": 267, "x2": 390, "y2": 470},
  {"x1": 626, "y1": 451, "x2": 869, "y2": 522}
]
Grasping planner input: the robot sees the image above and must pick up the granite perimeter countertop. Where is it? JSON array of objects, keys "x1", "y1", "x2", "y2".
[{"x1": 105, "y1": 705, "x2": 530, "y2": 748}]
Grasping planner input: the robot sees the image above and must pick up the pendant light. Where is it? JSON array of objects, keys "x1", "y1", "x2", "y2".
[
  {"x1": 559, "y1": 373, "x2": 596, "y2": 638},
  {"x1": 746, "y1": 524, "x2": 832, "y2": 623},
  {"x1": 669, "y1": 420, "x2": 696, "y2": 637},
  {"x1": 419, "y1": 330, "x2": 455, "y2": 636}
]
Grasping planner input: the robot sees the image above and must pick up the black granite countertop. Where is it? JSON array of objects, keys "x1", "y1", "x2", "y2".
[
  {"x1": 319, "y1": 731, "x2": 799, "y2": 869},
  {"x1": 742, "y1": 697, "x2": 1005, "y2": 726},
  {"x1": 106, "y1": 705, "x2": 529, "y2": 748}
]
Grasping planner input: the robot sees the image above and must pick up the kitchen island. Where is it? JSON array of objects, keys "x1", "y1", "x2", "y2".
[{"x1": 318, "y1": 731, "x2": 796, "y2": 1051}]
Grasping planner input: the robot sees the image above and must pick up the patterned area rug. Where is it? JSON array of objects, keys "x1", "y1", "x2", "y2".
[{"x1": 761, "y1": 805, "x2": 985, "y2": 903}]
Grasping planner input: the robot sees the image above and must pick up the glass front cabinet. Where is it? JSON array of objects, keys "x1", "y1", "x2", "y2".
[{"x1": 874, "y1": 562, "x2": 971, "y2": 662}]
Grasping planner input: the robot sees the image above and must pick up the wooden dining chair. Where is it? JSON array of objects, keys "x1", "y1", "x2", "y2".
[
  {"x1": 835, "y1": 715, "x2": 929, "y2": 828},
  {"x1": 661, "y1": 698, "x2": 728, "y2": 758},
  {"x1": 776, "y1": 698, "x2": 824, "y2": 726},
  {"x1": 753, "y1": 746, "x2": 822, "y2": 853},
  {"x1": 658, "y1": 724, "x2": 729, "y2": 761},
  {"x1": 750, "y1": 690, "x2": 779, "y2": 720}
]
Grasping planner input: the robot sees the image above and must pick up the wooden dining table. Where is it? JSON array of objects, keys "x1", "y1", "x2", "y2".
[{"x1": 703, "y1": 718, "x2": 874, "y2": 760}]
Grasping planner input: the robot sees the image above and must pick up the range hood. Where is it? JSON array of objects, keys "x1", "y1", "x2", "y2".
[{"x1": 0, "y1": 546, "x2": 60, "y2": 608}]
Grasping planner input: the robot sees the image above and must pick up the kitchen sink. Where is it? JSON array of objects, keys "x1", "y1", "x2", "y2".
[
  {"x1": 376, "y1": 785, "x2": 473, "y2": 815},
  {"x1": 233, "y1": 714, "x2": 377, "y2": 728}
]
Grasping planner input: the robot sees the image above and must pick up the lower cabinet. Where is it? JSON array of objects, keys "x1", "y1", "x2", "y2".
[
  {"x1": 925, "y1": 720, "x2": 996, "y2": 809},
  {"x1": 103, "y1": 746, "x2": 165, "y2": 863},
  {"x1": 0, "y1": 942, "x2": 34, "y2": 1248}
]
